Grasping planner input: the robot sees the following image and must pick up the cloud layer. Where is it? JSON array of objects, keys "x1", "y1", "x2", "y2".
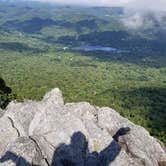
[{"x1": 121, "y1": 0, "x2": 166, "y2": 30}]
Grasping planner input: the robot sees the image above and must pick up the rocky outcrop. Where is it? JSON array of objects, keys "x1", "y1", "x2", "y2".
[{"x1": 0, "y1": 88, "x2": 165, "y2": 166}]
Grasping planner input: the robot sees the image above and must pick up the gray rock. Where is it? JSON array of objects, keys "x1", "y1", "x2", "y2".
[
  {"x1": 98, "y1": 107, "x2": 166, "y2": 166},
  {"x1": 0, "y1": 88, "x2": 165, "y2": 166},
  {"x1": 42, "y1": 88, "x2": 64, "y2": 108},
  {"x1": 0, "y1": 137, "x2": 46, "y2": 166},
  {"x1": 0, "y1": 117, "x2": 18, "y2": 155},
  {"x1": 4, "y1": 101, "x2": 39, "y2": 137}
]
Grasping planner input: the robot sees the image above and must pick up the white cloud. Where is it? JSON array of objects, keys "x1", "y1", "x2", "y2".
[
  {"x1": 122, "y1": 0, "x2": 166, "y2": 30},
  {"x1": 122, "y1": 13, "x2": 144, "y2": 29}
]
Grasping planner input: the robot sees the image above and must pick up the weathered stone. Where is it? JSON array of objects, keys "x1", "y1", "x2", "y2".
[
  {"x1": 42, "y1": 88, "x2": 64, "y2": 107},
  {"x1": 0, "y1": 137, "x2": 45, "y2": 166},
  {"x1": 0, "y1": 88, "x2": 165, "y2": 166},
  {"x1": 98, "y1": 107, "x2": 166, "y2": 166},
  {"x1": 4, "y1": 101, "x2": 39, "y2": 137},
  {"x1": 0, "y1": 117, "x2": 18, "y2": 155}
]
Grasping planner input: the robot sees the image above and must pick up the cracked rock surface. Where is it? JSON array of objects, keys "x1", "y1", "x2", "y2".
[{"x1": 0, "y1": 88, "x2": 165, "y2": 166}]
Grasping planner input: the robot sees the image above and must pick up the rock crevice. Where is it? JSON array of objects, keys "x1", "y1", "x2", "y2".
[
  {"x1": 0, "y1": 88, "x2": 165, "y2": 166},
  {"x1": 7, "y1": 116, "x2": 21, "y2": 137}
]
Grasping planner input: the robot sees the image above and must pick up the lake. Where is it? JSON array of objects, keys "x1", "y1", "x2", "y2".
[{"x1": 72, "y1": 45, "x2": 129, "y2": 53}]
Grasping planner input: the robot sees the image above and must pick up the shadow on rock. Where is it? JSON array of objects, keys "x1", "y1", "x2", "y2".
[
  {"x1": 52, "y1": 127, "x2": 130, "y2": 166},
  {"x1": 0, "y1": 151, "x2": 31, "y2": 166},
  {"x1": 0, "y1": 127, "x2": 130, "y2": 166}
]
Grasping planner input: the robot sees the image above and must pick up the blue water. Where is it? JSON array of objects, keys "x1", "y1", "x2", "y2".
[{"x1": 73, "y1": 45, "x2": 129, "y2": 53}]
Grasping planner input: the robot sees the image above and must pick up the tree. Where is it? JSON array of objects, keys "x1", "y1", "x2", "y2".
[{"x1": 0, "y1": 78, "x2": 12, "y2": 109}]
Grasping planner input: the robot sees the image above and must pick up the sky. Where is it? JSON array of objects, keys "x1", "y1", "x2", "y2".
[
  {"x1": 124, "y1": 0, "x2": 166, "y2": 11},
  {"x1": 26, "y1": 0, "x2": 132, "y2": 6},
  {"x1": 21, "y1": 0, "x2": 166, "y2": 11}
]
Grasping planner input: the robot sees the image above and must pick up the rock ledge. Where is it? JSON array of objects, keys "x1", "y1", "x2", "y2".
[{"x1": 0, "y1": 88, "x2": 165, "y2": 166}]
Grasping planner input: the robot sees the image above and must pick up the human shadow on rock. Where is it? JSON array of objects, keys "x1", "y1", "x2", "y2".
[
  {"x1": 0, "y1": 127, "x2": 130, "y2": 166},
  {"x1": 0, "y1": 151, "x2": 31, "y2": 166},
  {"x1": 52, "y1": 127, "x2": 130, "y2": 166}
]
